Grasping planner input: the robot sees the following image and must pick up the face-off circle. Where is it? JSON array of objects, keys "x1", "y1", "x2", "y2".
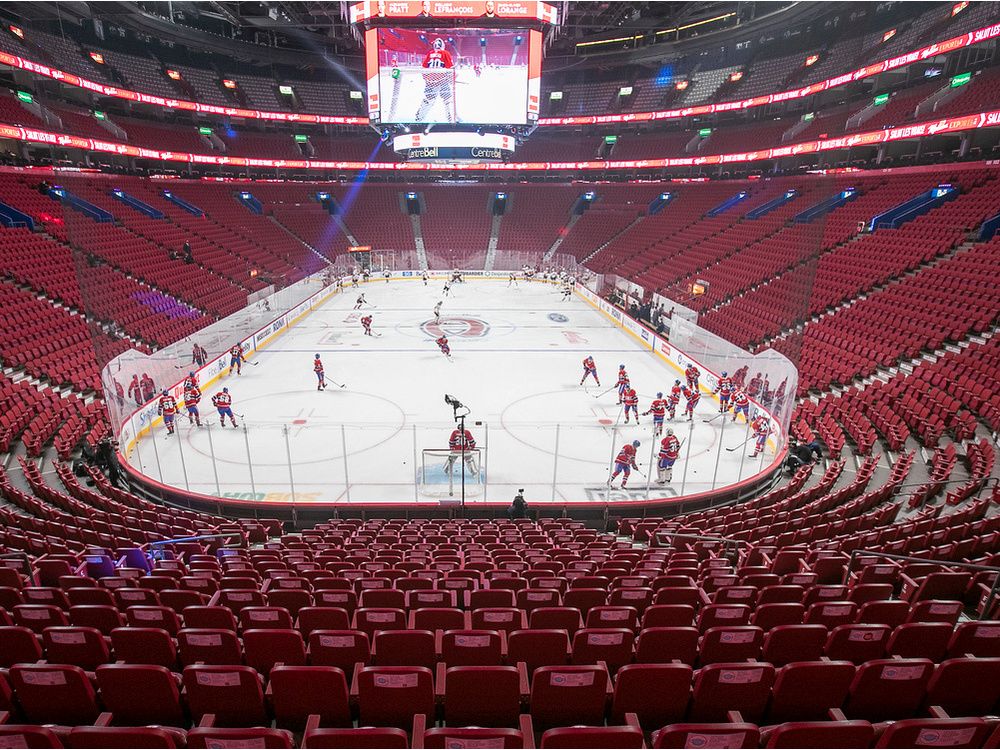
[{"x1": 421, "y1": 316, "x2": 491, "y2": 338}]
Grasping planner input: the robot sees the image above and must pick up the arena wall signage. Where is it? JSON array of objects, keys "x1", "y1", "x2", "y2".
[
  {"x1": 0, "y1": 21, "x2": 997, "y2": 129},
  {"x1": 2, "y1": 107, "x2": 996, "y2": 172}
]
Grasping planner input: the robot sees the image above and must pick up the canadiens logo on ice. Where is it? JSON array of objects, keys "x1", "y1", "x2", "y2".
[{"x1": 421, "y1": 316, "x2": 490, "y2": 339}]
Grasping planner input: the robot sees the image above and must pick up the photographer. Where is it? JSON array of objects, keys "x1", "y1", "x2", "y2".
[{"x1": 508, "y1": 489, "x2": 529, "y2": 520}]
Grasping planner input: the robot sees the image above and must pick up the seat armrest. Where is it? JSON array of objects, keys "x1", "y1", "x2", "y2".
[
  {"x1": 434, "y1": 662, "x2": 447, "y2": 701},
  {"x1": 516, "y1": 661, "x2": 529, "y2": 701},
  {"x1": 411, "y1": 713, "x2": 427, "y2": 748},
  {"x1": 94, "y1": 712, "x2": 113, "y2": 727},
  {"x1": 726, "y1": 710, "x2": 744, "y2": 723},
  {"x1": 518, "y1": 714, "x2": 535, "y2": 749},
  {"x1": 198, "y1": 713, "x2": 217, "y2": 728}
]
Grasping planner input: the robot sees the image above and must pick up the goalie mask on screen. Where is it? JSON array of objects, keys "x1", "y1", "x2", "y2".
[{"x1": 432, "y1": 38, "x2": 445, "y2": 50}]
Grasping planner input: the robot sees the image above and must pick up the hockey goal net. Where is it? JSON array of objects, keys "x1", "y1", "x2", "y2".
[
  {"x1": 385, "y1": 68, "x2": 457, "y2": 123},
  {"x1": 419, "y1": 448, "x2": 484, "y2": 498}
]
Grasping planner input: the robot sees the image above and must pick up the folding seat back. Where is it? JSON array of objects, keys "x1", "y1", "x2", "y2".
[
  {"x1": 843, "y1": 658, "x2": 934, "y2": 721},
  {"x1": 713, "y1": 586, "x2": 757, "y2": 607},
  {"x1": 372, "y1": 629, "x2": 436, "y2": 669},
  {"x1": 757, "y1": 585, "x2": 805, "y2": 605},
  {"x1": 571, "y1": 628, "x2": 634, "y2": 672},
  {"x1": 857, "y1": 599, "x2": 910, "y2": 628},
  {"x1": 635, "y1": 626, "x2": 698, "y2": 665},
  {"x1": 406, "y1": 590, "x2": 456, "y2": 609},
  {"x1": 114, "y1": 588, "x2": 161, "y2": 609},
  {"x1": 761, "y1": 720, "x2": 874, "y2": 748},
  {"x1": 0, "y1": 726, "x2": 62, "y2": 748},
  {"x1": 530, "y1": 665, "x2": 610, "y2": 730},
  {"x1": 313, "y1": 589, "x2": 357, "y2": 614},
  {"x1": 874, "y1": 718, "x2": 988, "y2": 749},
  {"x1": 689, "y1": 662, "x2": 776, "y2": 722},
  {"x1": 907, "y1": 599, "x2": 963, "y2": 625},
  {"x1": 95, "y1": 664, "x2": 185, "y2": 727},
  {"x1": 356, "y1": 666, "x2": 435, "y2": 729},
  {"x1": 267, "y1": 665, "x2": 352, "y2": 731},
  {"x1": 751, "y1": 603, "x2": 804, "y2": 630},
  {"x1": 922, "y1": 657, "x2": 1000, "y2": 717},
  {"x1": 358, "y1": 588, "x2": 405, "y2": 609},
  {"x1": 652, "y1": 722, "x2": 759, "y2": 749},
  {"x1": 611, "y1": 663, "x2": 691, "y2": 731},
  {"x1": 540, "y1": 725, "x2": 644, "y2": 748},
  {"x1": 9, "y1": 664, "x2": 101, "y2": 725},
  {"x1": 823, "y1": 624, "x2": 890, "y2": 664},
  {"x1": 585, "y1": 606, "x2": 639, "y2": 631},
  {"x1": 353, "y1": 607, "x2": 407, "y2": 638},
  {"x1": 508, "y1": 629, "x2": 570, "y2": 673},
  {"x1": 804, "y1": 600, "x2": 857, "y2": 628},
  {"x1": 947, "y1": 619, "x2": 1000, "y2": 658},
  {"x1": 239, "y1": 606, "x2": 294, "y2": 630},
  {"x1": 440, "y1": 629, "x2": 504, "y2": 667},
  {"x1": 700, "y1": 626, "x2": 763, "y2": 664},
  {"x1": 69, "y1": 604, "x2": 124, "y2": 635},
  {"x1": 182, "y1": 664, "x2": 267, "y2": 726},
  {"x1": 466, "y1": 589, "x2": 515, "y2": 609},
  {"x1": 14, "y1": 604, "x2": 68, "y2": 632},
  {"x1": 307, "y1": 630, "x2": 371, "y2": 679},
  {"x1": 641, "y1": 604, "x2": 695, "y2": 629},
  {"x1": 296, "y1": 606, "x2": 350, "y2": 635},
  {"x1": 110, "y1": 626, "x2": 177, "y2": 668},
  {"x1": 887, "y1": 622, "x2": 953, "y2": 661},
  {"x1": 182, "y1": 605, "x2": 237, "y2": 631},
  {"x1": 177, "y1": 627, "x2": 242, "y2": 666},
  {"x1": 563, "y1": 588, "x2": 608, "y2": 614},
  {"x1": 901, "y1": 571, "x2": 970, "y2": 602},
  {"x1": 302, "y1": 727, "x2": 408, "y2": 748},
  {"x1": 697, "y1": 604, "x2": 750, "y2": 632},
  {"x1": 410, "y1": 607, "x2": 465, "y2": 631},
  {"x1": 767, "y1": 660, "x2": 856, "y2": 723},
  {"x1": 471, "y1": 607, "x2": 527, "y2": 634},
  {"x1": 0, "y1": 625, "x2": 42, "y2": 668},
  {"x1": 761, "y1": 624, "x2": 827, "y2": 666},
  {"x1": 423, "y1": 727, "x2": 524, "y2": 749},
  {"x1": 266, "y1": 589, "x2": 313, "y2": 617},
  {"x1": 516, "y1": 588, "x2": 561, "y2": 613},
  {"x1": 529, "y1": 607, "x2": 583, "y2": 635},
  {"x1": 655, "y1": 587, "x2": 706, "y2": 609},
  {"x1": 244, "y1": 628, "x2": 307, "y2": 674},
  {"x1": 187, "y1": 728, "x2": 293, "y2": 749},
  {"x1": 67, "y1": 587, "x2": 116, "y2": 608},
  {"x1": 124, "y1": 605, "x2": 179, "y2": 635},
  {"x1": 848, "y1": 583, "x2": 894, "y2": 606},
  {"x1": 443, "y1": 665, "x2": 525, "y2": 728},
  {"x1": 41, "y1": 626, "x2": 110, "y2": 670}
]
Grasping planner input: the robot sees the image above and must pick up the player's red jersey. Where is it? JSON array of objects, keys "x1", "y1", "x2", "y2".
[
  {"x1": 732, "y1": 390, "x2": 749, "y2": 407},
  {"x1": 683, "y1": 387, "x2": 701, "y2": 405},
  {"x1": 436, "y1": 336, "x2": 449, "y2": 349},
  {"x1": 361, "y1": 315, "x2": 372, "y2": 328},
  {"x1": 624, "y1": 389, "x2": 638, "y2": 407},
  {"x1": 449, "y1": 428, "x2": 476, "y2": 451},
  {"x1": 752, "y1": 416, "x2": 770, "y2": 436},
  {"x1": 717, "y1": 376, "x2": 734, "y2": 395},
  {"x1": 685, "y1": 365, "x2": 699, "y2": 379},
  {"x1": 583, "y1": 356, "x2": 595, "y2": 370},
  {"x1": 422, "y1": 49, "x2": 454, "y2": 69},
  {"x1": 617, "y1": 368, "x2": 629, "y2": 385},
  {"x1": 183, "y1": 375, "x2": 198, "y2": 390},
  {"x1": 659, "y1": 435, "x2": 681, "y2": 460},
  {"x1": 669, "y1": 384, "x2": 683, "y2": 402},
  {"x1": 212, "y1": 391, "x2": 231, "y2": 409},
  {"x1": 648, "y1": 398, "x2": 668, "y2": 416},
  {"x1": 230, "y1": 345, "x2": 243, "y2": 359},
  {"x1": 157, "y1": 394, "x2": 177, "y2": 416},
  {"x1": 183, "y1": 385, "x2": 201, "y2": 406},
  {"x1": 615, "y1": 444, "x2": 637, "y2": 466},
  {"x1": 314, "y1": 358, "x2": 324, "y2": 373}
]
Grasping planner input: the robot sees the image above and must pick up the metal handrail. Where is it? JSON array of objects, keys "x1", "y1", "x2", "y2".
[
  {"x1": 846, "y1": 549, "x2": 1000, "y2": 621},
  {"x1": 147, "y1": 532, "x2": 245, "y2": 548}
]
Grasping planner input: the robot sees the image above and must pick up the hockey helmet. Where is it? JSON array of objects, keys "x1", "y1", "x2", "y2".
[
  {"x1": 675, "y1": 379, "x2": 681, "y2": 385},
  {"x1": 656, "y1": 392, "x2": 663, "y2": 398},
  {"x1": 161, "y1": 390, "x2": 168, "y2": 396},
  {"x1": 619, "y1": 363, "x2": 625, "y2": 369},
  {"x1": 722, "y1": 371, "x2": 728, "y2": 376},
  {"x1": 666, "y1": 428, "x2": 674, "y2": 436},
  {"x1": 223, "y1": 387, "x2": 229, "y2": 393},
  {"x1": 315, "y1": 354, "x2": 320, "y2": 358},
  {"x1": 631, "y1": 440, "x2": 641, "y2": 448},
  {"x1": 189, "y1": 371, "x2": 195, "y2": 377}
]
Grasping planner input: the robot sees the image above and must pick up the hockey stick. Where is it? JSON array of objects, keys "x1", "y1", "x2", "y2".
[
  {"x1": 726, "y1": 436, "x2": 755, "y2": 452},
  {"x1": 591, "y1": 385, "x2": 618, "y2": 400},
  {"x1": 702, "y1": 412, "x2": 726, "y2": 423}
]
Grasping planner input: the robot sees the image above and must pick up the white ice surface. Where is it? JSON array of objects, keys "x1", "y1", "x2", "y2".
[{"x1": 128, "y1": 279, "x2": 773, "y2": 506}]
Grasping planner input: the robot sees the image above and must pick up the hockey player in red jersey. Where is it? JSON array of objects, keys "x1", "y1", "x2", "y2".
[
  {"x1": 183, "y1": 371, "x2": 199, "y2": 391},
  {"x1": 140, "y1": 373, "x2": 156, "y2": 402},
  {"x1": 580, "y1": 356, "x2": 599, "y2": 386},
  {"x1": 657, "y1": 429, "x2": 681, "y2": 484},
  {"x1": 447, "y1": 426, "x2": 478, "y2": 476},
  {"x1": 608, "y1": 439, "x2": 641, "y2": 489},
  {"x1": 436, "y1": 335, "x2": 451, "y2": 358},
  {"x1": 623, "y1": 387, "x2": 639, "y2": 424},
  {"x1": 416, "y1": 38, "x2": 455, "y2": 122},
  {"x1": 668, "y1": 380, "x2": 683, "y2": 419},
  {"x1": 128, "y1": 374, "x2": 141, "y2": 406},
  {"x1": 683, "y1": 385, "x2": 700, "y2": 421},
  {"x1": 714, "y1": 370, "x2": 734, "y2": 413},
  {"x1": 685, "y1": 364, "x2": 700, "y2": 390},
  {"x1": 157, "y1": 390, "x2": 178, "y2": 435},
  {"x1": 750, "y1": 415, "x2": 770, "y2": 457},
  {"x1": 212, "y1": 387, "x2": 238, "y2": 427},
  {"x1": 616, "y1": 365, "x2": 630, "y2": 404},
  {"x1": 361, "y1": 315, "x2": 373, "y2": 336},
  {"x1": 314, "y1": 354, "x2": 326, "y2": 391},
  {"x1": 229, "y1": 344, "x2": 245, "y2": 376},
  {"x1": 183, "y1": 382, "x2": 202, "y2": 426},
  {"x1": 644, "y1": 392, "x2": 669, "y2": 436},
  {"x1": 731, "y1": 388, "x2": 750, "y2": 422}
]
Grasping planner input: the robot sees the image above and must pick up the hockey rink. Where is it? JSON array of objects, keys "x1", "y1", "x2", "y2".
[{"x1": 128, "y1": 279, "x2": 775, "y2": 506}]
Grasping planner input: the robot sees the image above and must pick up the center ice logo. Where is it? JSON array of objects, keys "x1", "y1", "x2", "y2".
[{"x1": 421, "y1": 317, "x2": 490, "y2": 339}]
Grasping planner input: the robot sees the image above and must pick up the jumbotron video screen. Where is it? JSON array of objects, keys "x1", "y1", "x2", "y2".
[{"x1": 368, "y1": 27, "x2": 540, "y2": 124}]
